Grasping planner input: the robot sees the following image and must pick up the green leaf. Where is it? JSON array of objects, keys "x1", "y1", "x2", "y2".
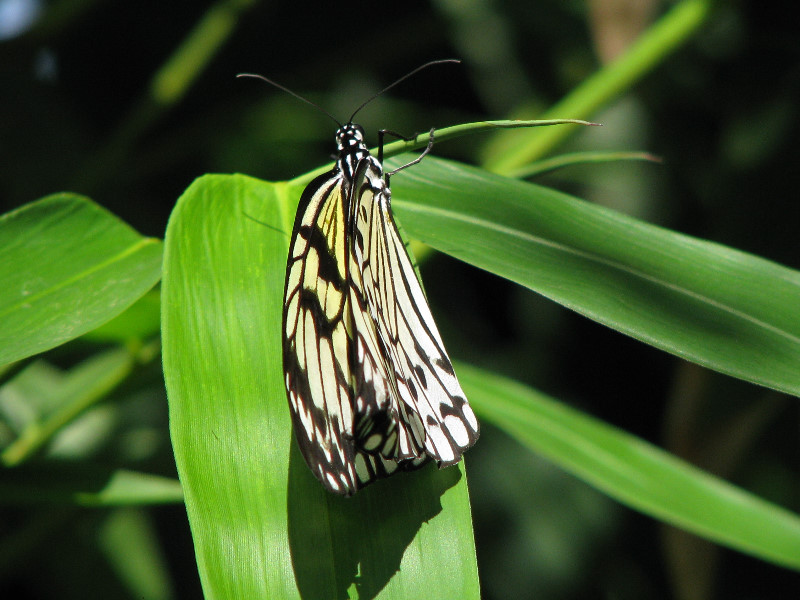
[
  {"x1": 0, "y1": 467, "x2": 182, "y2": 507},
  {"x1": 82, "y1": 289, "x2": 162, "y2": 343},
  {"x1": 1, "y1": 347, "x2": 141, "y2": 466},
  {"x1": 294, "y1": 119, "x2": 598, "y2": 186},
  {"x1": 0, "y1": 194, "x2": 163, "y2": 366},
  {"x1": 481, "y1": 0, "x2": 714, "y2": 172},
  {"x1": 99, "y1": 508, "x2": 176, "y2": 600},
  {"x1": 509, "y1": 150, "x2": 661, "y2": 179},
  {"x1": 162, "y1": 174, "x2": 480, "y2": 599},
  {"x1": 390, "y1": 156, "x2": 800, "y2": 397},
  {"x1": 460, "y1": 363, "x2": 800, "y2": 570}
]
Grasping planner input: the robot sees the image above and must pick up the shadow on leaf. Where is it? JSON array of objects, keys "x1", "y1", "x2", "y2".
[{"x1": 287, "y1": 439, "x2": 462, "y2": 599}]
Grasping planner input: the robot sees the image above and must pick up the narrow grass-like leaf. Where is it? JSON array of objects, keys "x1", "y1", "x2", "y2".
[
  {"x1": 0, "y1": 194, "x2": 163, "y2": 366},
  {"x1": 0, "y1": 467, "x2": 182, "y2": 507},
  {"x1": 481, "y1": 0, "x2": 714, "y2": 172},
  {"x1": 162, "y1": 174, "x2": 479, "y2": 599},
  {"x1": 1, "y1": 347, "x2": 141, "y2": 466},
  {"x1": 390, "y1": 156, "x2": 800, "y2": 397},
  {"x1": 460, "y1": 362, "x2": 800, "y2": 570},
  {"x1": 99, "y1": 508, "x2": 176, "y2": 600},
  {"x1": 293, "y1": 119, "x2": 598, "y2": 186},
  {"x1": 510, "y1": 150, "x2": 661, "y2": 179}
]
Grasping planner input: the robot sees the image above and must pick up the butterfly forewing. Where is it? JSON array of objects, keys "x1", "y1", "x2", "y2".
[
  {"x1": 282, "y1": 123, "x2": 479, "y2": 496},
  {"x1": 283, "y1": 172, "x2": 361, "y2": 494}
]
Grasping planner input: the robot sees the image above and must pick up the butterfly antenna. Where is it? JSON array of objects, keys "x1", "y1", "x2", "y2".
[
  {"x1": 237, "y1": 73, "x2": 342, "y2": 128},
  {"x1": 348, "y1": 58, "x2": 461, "y2": 123}
]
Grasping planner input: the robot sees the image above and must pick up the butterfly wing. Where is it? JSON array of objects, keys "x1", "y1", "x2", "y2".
[
  {"x1": 346, "y1": 213, "x2": 430, "y2": 491},
  {"x1": 349, "y1": 157, "x2": 480, "y2": 468},
  {"x1": 283, "y1": 124, "x2": 479, "y2": 496},
  {"x1": 282, "y1": 170, "x2": 362, "y2": 495},
  {"x1": 283, "y1": 167, "x2": 421, "y2": 495}
]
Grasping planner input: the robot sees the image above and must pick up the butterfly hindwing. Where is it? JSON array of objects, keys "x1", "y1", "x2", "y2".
[{"x1": 350, "y1": 156, "x2": 479, "y2": 467}]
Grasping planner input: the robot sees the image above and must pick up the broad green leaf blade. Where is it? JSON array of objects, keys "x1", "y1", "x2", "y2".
[
  {"x1": 390, "y1": 156, "x2": 800, "y2": 397},
  {"x1": 162, "y1": 174, "x2": 479, "y2": 599},
  {"x1": 460, "y1": 362, "x2": 800, "y2": 570},
  {"x1": 0, "y1": 194, "x2": 163, "y2": 366},
  {"x1": 163, "y1": 174, "x2": 293, "y2": 599},
  {"x1": 287, "y1": 446, "x2": 478, "y2": 600}
]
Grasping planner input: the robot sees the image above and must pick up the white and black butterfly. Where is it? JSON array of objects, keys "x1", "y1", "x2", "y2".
[{"x1": 244, "y1": 62, "x2": 479, "y2": 495}]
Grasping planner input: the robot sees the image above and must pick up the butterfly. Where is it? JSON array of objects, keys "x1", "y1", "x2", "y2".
[{"x1": 243, "y1": 61, "x2": 479, "y2": 495}]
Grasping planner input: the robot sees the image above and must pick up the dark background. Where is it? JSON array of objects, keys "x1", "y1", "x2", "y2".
[{"x1": 1, "y1": 0, "x2": 798, "y2": 598}]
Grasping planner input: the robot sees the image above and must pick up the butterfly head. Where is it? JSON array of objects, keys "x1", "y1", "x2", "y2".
[{"x1": 336, "y1": 124, "x2": 368, "y2": 153}]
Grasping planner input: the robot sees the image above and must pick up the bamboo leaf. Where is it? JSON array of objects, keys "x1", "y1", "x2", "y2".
[
  {"x1": 461, "y1": 363, "x2": 800, "y2": 570},
  {"x1": 0, "y1": 194, "x2": 162, "y2": 366},
  {"x1": 162, "y1": 174, "x2": 480, "y2": 599},
  {"x1": 390, "y1": 156, "x2": 800, "y2": 397},
  {"x1": 0, "y1": 467, "x2": 182, "y2": 507}
]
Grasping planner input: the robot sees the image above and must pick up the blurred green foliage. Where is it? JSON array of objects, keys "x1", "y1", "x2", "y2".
[{"x1": 2, "y1": 0, "x2": 799, "y2": 598}]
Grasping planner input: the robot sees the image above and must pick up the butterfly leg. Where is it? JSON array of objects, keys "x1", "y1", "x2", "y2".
[
  {"x1": 378, "y1": 129, "x2": 414, "y2": 163},
  {"x1": 384, "y1": 128, "x2": 436, "y2": 186},
  {"x1": 378, "y1": 128, "x2": 435, "y2": 165}
]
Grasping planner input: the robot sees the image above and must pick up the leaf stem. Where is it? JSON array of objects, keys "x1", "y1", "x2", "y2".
[{"x1": 290, "y1": 119, "x2": 598, "y2": 187}]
